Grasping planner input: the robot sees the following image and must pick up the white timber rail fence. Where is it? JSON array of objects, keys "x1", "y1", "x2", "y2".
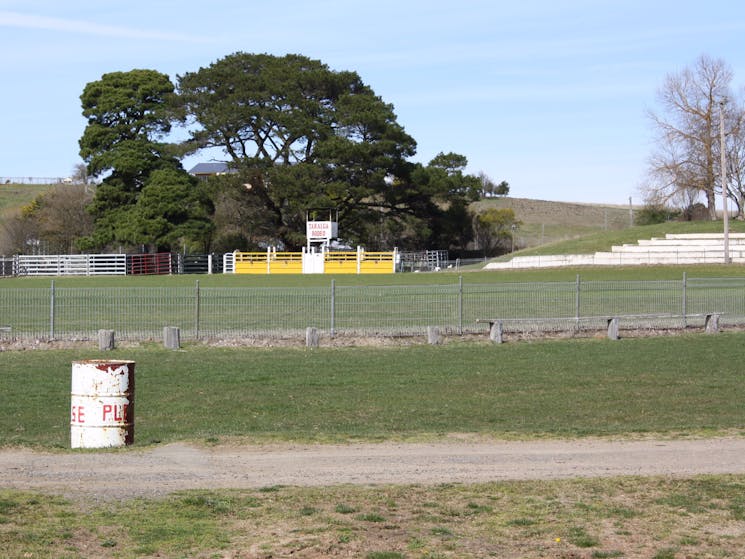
[
  {"x1": 14, "y1": 254, "x2": 127, "y2": 276},
  {"x1": 1, "y1": 274, "x2": 745, "y2": 343}
]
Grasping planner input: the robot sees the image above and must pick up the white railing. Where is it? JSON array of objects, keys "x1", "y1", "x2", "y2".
[
  {"x1": 17, "y1": 254, "x2": 127, "y2": 276},
  {"x1": 485, "y1": 233, "x2": 745, "y2": 270},
  {"x1": 223, "y1": 252, "x2": 236, "y2": 273}
]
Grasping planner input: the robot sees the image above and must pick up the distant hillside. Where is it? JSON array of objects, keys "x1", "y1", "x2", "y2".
[
  {"x1": 3, "y1": 187, "x2": 722, "y2": 257},
  {"x1": 0, "y1": 183, "x2": 56, "y2": 216},
  {"x1": 472, "y1": 197, "x2": 634, "y2": 249},
  {"x1": 1, "y1": 188, "x2": 636, "y2": 250}
]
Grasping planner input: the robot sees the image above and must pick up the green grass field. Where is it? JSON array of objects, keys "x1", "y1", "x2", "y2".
[
  {"x1": 4, "y1": 261, "x2": 745, "y2": 290},
  {"x1": 3, "y1": 334, "x2": 745, "y2": 557},
  {"x1": 3, "y1": 334, "x2": 745, "y2": 447}
]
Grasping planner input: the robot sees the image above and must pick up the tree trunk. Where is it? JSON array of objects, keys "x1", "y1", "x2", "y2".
[{"x1": 707, "y1": 188, "x2": 717, "y2": 220}]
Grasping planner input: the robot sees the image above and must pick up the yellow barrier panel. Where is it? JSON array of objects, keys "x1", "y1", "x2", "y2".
[
  {"x1": 268, "y1": 252, "x2": 303, "y2": 274},
  {"x1": 232, "y1": 250, "x2": 395, "y2": 274},
  {"x1": 359, "y1": 252, "x2": 395, "y2": 274},
  {"x1": 271, "y1": 252, "x2": 303, "y2": 261},
  {"x1": 324, "y1": 252, "x2": 358, "y2": 262},
  {"x1": 235, "y1": 261, "x2": 267, "y2": 273},
  {"x1": 234, "y1": 252, "x2": 269, "y2": 274},
  {"x1": 267, "y1": 252, "x2": 302, "y2": 274},
  {"x1": 324, "y1": 251, "x2": 358, "y2": 274}
]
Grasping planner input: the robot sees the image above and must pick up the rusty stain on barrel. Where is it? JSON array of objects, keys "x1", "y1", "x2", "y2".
[{"x1": 70, "y1": 360, "x2": 135, "y2": 449}]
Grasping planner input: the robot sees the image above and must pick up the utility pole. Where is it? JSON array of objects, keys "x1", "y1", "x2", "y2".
[
  {"x1": 510, "y1": 223, "x2": 517, "y2": 253},
  {"x1": 720, "y1": 99, "x2": 730, "y2": 264}
]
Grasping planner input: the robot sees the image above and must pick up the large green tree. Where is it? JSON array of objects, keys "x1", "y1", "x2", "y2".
[
  {"x1": 121, "y1": 168, "x2": 214, "y2": 252},
  {"x1": 79, "y1": 69, "x2": 211, "y2": 251},
  {"x1": 178, "y1": 52, "x2": 479, "y2": 249}
]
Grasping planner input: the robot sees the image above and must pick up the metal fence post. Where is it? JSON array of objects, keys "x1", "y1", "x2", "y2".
[
  {"x1": 50, "y1": 280, "x2": 55, "y2": 340},
  {"x1": 458, "y1": 275, "x2": 463, "y2": 335},
  {"x1": 330, "y1": 279, "x2": 336, "y2": 337},
  {"x1": 195, "y1": 279, "x2": 201, "y2": 340},
  {"x1": 575, "y1": 274, "x2": 581, "y2": 328},
  {"x1": 682, "y1": 272, "x2": 687, "y2": 327}
]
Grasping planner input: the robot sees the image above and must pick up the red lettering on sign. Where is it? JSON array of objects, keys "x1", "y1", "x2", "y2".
[
  {"x1": 102, "y1": 403, "x2": 129, "y2": 423},
  {"x1": 71, "y1": 405, "x2": 85, "y2": 424}
]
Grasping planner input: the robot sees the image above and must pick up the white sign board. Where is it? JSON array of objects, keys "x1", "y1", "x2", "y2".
[{"x1": 306, "y1": 221, "x2": 338, "y2": 242}]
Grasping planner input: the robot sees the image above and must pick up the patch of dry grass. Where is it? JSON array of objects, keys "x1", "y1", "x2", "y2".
[{"x1": 4, "y1": 476, "x2": 745, "y2": 558}]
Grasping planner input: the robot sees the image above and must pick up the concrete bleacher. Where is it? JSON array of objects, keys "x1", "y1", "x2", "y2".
[{"x1": 483, "y1": 233, "x2": 745, "y2": 270}]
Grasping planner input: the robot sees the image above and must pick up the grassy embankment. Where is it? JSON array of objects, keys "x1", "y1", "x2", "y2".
[
  {"x1": 0, "y1": 183, "x2": 54, "y2": 216},
  {"x1": 475, "y1": 196, "x2": 745, "y2": 261}
]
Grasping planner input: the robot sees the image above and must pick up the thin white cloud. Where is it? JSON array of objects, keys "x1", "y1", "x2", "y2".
[{"x1": 0, "y1": 10, "x2": 209, "y2": 42}]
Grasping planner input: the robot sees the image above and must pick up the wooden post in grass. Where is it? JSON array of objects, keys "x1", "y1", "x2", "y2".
[
  {"x1": 163, "y1": 326, "x2": 180, "y2": 349},
  {"x1": 427, "y1": 326, "x2": 442, "y2": 345},
  {"x1": 97, "y1": 329, "x2": 115, "y2": 351},
  {"x1": 306, "y1": 327, "x2": 320, "y2": 348}
]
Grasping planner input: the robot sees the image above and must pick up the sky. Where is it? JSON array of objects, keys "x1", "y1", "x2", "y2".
[{"x1": 2, "y1": 1, "x2": 745, "y2": 205}]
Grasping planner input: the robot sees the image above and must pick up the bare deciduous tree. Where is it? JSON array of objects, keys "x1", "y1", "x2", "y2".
[
  {"x1": 646, "y1": 55, "x2": 734, "y2": 219},
  {"x1": 0, "y1": 211, "x2": 41, "y2": 254},
  {"x1": 477, "y1": 172, "x2": 509, "y2": 198},
  {"x1": 71, "y1": 162, "x2": 89, "y2": 186},
  {"x1": 35, "y1": 184, "x2": 94, "y2": 253},
  {"x1": 722, "y1": 99, "x2": 745, "y2": 219}
]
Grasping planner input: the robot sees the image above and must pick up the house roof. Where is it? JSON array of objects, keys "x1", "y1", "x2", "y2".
[{"x1": 188, "y1": 162, "x2": 234, "y2": 175}]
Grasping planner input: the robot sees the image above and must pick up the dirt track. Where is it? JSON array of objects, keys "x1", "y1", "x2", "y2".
[{"x1": 3, "y1": 437, "x2": 745, "y2": 501}]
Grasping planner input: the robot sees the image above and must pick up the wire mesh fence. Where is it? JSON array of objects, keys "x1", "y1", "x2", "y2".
[{"x1": 1, "y1": 276, "x2": 745, "y2": 342}]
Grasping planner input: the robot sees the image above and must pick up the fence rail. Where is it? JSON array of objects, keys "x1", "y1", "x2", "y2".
[
  {"x1": 2, "y1": 253, "x2": 228, "y2": 276},
  {"x1": 0, "y1": 257, "x2": 14, "y2": 277},
  {"x1": 398, "y1": 250, "x2": 449, "y2": 272},
  {"x1": 1, "y1": 177, "x2": 77, "y2": 185},
  {"x1": 16, "y1": 254, "x2": 127, "y2": 276},
  {"x1": 1, "y1": 276, "x2": 744, "y2": 342}
]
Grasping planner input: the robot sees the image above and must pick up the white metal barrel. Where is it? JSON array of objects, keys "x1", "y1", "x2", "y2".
[{"x1": 70, "y1": 360, "x2": 135, "y2": 449}]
